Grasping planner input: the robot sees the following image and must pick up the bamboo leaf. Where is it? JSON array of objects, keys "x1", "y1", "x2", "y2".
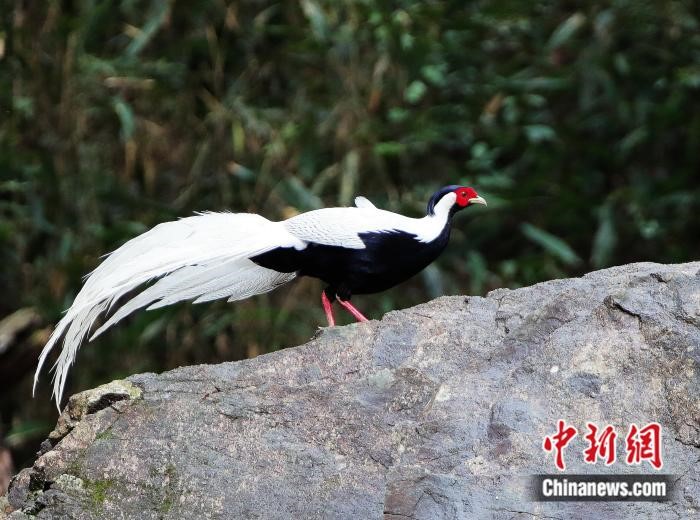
[
  {"x1": 591, "y1": 204, "x2": 617, "y2": 268},
  {"x1": 112, "y1": 98, "x2": 135, "y2": 141},
  {"x1": 125, "y1": 2, "x2": 171, "y2": 57},
  {"x1": 522, "y1": 223, "x2": 581, "y2": 266},
  {"x1": 548, "y1": 12, "x2": 586, "y2": 49}
]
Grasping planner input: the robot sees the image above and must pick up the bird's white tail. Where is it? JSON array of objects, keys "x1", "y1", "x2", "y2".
[{"x1": 34, "y1": 212, "x2": 301, "y2": 409}]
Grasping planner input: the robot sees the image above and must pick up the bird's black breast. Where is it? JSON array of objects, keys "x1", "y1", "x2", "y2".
[{"x1": 251, "y1": 224, "x2": 451, "y2": 295}]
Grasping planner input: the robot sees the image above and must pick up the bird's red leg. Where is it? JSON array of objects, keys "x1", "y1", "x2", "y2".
[
  {"x1": 337, "y1": 297, "x2": 369, "y2": 322},
  {"x1": 321, "y1": 291, "x2": 335, "y2": 326}
]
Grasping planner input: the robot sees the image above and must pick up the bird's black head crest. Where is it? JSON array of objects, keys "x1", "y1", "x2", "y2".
[{"x1": 426, "y1": 185, "x2": 462, "y2": 215}]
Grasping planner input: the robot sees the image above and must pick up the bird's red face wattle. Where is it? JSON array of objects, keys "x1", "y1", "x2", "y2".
[{"x1": 453, "y1": 187, "x2": 484, "y2": 207}]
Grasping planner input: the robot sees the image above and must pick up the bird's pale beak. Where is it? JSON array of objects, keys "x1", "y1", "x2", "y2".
[{"x1": 469, "y1": 196, "x2": 487, "y2": 206}]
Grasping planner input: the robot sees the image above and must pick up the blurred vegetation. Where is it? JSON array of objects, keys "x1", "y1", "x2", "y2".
[{"x1": 1, "y1": 0, "x2": 699, "y2": 477}]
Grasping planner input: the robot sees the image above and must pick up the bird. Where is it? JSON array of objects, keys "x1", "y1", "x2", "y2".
[{"x1": 34, "y1": 185, "x2": 486, "y2": 407}]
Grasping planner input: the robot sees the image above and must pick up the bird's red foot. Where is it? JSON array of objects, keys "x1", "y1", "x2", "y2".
[
  {"x1": 321, "y1": 291, "x2": 335, "y2": 326},
  {"x1": 337, "y1": 297, "x2": 369, "y2": 322}
]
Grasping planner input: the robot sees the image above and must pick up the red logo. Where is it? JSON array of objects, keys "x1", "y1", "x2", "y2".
[
  {"x1": 543, "y1": 420, "x2": 578, "y2": 471},
  {"x1": 583, "y1": 422, "x2": 617, "y2": 466},
  {"x1": 543, "y1": 421, "x2": 663, "y2": 471},
  {"x1": 625, "y1": 422, "x2": 663, "y2": 470}
]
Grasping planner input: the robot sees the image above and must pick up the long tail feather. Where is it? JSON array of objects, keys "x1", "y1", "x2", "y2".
[{"x1": 34, "y1": 212, "x2": 301, "y2": 408}]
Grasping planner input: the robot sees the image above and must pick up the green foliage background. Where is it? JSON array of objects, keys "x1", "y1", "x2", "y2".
[{"x1": 1, "y1": 1, "x2": 699, "y2": 471}]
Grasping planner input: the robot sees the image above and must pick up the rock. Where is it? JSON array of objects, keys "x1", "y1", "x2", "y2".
[{"x1": 5, "y1": 262, "x2": 700, "y2": 519}]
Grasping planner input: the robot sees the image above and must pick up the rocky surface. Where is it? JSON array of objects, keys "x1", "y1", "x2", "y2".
[{"x1": 4, "y1": 262, "x2": 700, "y2": 519}]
